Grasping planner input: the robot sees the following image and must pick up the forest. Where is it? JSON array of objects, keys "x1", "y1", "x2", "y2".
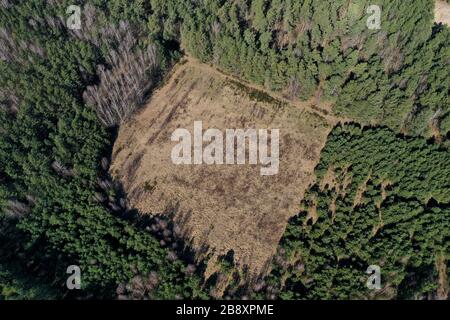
[
  {"x1": 173, "y1": 0, "x2": 450, "y2": 138},
  {"x1": 0, "y1": 0, "x2": 449, "y2": 299},
  {"x1": 0, "y1": 0, "x2": 206, "y2": 299},
  {"x1": 255, "y1": 124, "x2": 450, "y2": 300}
]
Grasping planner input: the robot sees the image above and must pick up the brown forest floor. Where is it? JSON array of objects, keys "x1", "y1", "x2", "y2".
[
  {"x1": 435, "y1": 1, "x2": 450, "y2": 26},
  {"x1": 110, "y1": 58, "x2": 347, "y2": 278}
]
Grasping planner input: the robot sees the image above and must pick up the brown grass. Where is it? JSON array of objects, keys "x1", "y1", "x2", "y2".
[
  {"x1": 435, "y1": 1, "x2": 450, "y2": 26},
  {"x1": 110, "y1": 58, "x2": 335, "y2": 277}
]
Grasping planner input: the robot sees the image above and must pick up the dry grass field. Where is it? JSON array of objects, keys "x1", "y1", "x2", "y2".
[
  {"x1": 435, "y1": 1, "x2": 450, "y2": 26},
  {"x1": 110, "y1": 58, "x2": 336, "y2": 278}
]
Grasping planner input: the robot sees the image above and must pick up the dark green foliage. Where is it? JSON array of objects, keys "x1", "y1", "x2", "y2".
[
  {"x1": 262, "y1": 124, "x2": 450, "y2": 299},
  {"x1": 0, "y1": 1, "x2": 205, "y2": 299},
  {"x1": 0, "y1": 216, "x2": 59, "y2": 300}
]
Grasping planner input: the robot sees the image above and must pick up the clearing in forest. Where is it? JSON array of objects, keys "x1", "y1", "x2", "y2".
[{"x1": 110, "y1": 58, "x2": 335, "y2": 276}]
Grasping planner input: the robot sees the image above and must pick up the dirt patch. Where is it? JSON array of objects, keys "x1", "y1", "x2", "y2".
[
  {"x1": 435, "y1": 0, "x2": 450, "y2": 26},
  {"x1": 353, "y1": 173, "x2": 372, "y2": 208},
  {"x1": 110, "y1": 59, "x2": 333, "y2": 277},
  {"x1": 436, "y1": 253, "x2": 448, "y2": 300}
]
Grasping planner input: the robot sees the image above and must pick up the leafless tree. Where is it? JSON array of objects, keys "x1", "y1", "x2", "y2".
[
  {"x1": 51, "y1": 160, "x2": 73, "y2": 177},
  {"x1": 0, "y1": 88, "x2": 19, "y2": 113},
  {"x1": 116, "y1": 271, "x2": 160, "y2": 300},
  {"x1": 0, "y1": 28, "x2": 21, "y2": 62},
  {"x1": 431, "y1": 108, "x2": 443, "y2": 129},
  {"x1": 0, "y1": 0, "x2": 13, "y2": 9},
  {"x1": 97, "y1": 177, "x2": 113, "y2": 191},
  {"x1": 67, "y1": 3, "x2": 99, "y2": 46},
  {"x1": 119, "y1": 197, "x2": 128, "y2": 209},
  {"x1": 415, "y1": 74, "x2": 429, "y2": 96},
  {"x1": 211, "y1": 21, "x2": 221, "y2": 35},
  {"x1": 93, "y1": 192, "x2": 106, "y2": 203},
  {"x1": 287, "y1": 75, "x2": 300, "y2": 100},
  {"x1": 25, "y1": 194, "x2": 37, "y2": 205},
  {"x1": 101, "y1": 157, "x2": 109, "y2": 171},
  {"x1": 66, "y1": 13, "x2": 160, "y2": 126},
  {"x1": 3, "y1": 200, "x2": 30, "y2": 218},
  {"x1": 83, "y1": 42, "x2": 159, "y2": 127}
]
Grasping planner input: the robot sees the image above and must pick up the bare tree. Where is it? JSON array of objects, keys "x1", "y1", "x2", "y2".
[
  {"x1": 116, "y1": 271, "x2": 160, "y2": 300},
  {"x1": 67, "y1": 3, "x2": 99, "y2": 46},
  {"x1": 3, "y1": 200, "x2": 30, "y2": 219},
  {"x1": 287, "y1": 75, "x2": 300, "y2": 100},
  {"x1": 211, "y1": 21, "x2": 221, "y2": 35},
  {"x1": 83, "y1": 42, "x2": 159, "y2": 127},
  {"x1": 431, "y1": 108, "x2": 443, "y2": 131},
  {"x1": 0, "y1": 88, "x2": 19, "y2": 113},
  {"x1": 0, "y1": 28, "x2": 21, "y2": 62},
  {"x1": 51, "y1": 160, "x2": 73, "y2": 177},
  {"x1": 66, "y1": 12, "x2": 159, "y2": 127},
  {"x1": 0, "y1": 28, "x2": 45, "y2": 63}
]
